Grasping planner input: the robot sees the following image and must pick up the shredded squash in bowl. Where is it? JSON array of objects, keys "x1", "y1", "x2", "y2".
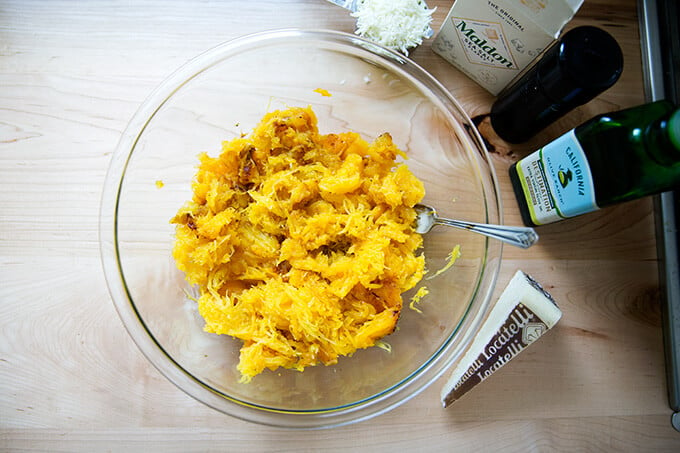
[{"x1": 171, "y1": 106, "x2": 426, "y2": 381}]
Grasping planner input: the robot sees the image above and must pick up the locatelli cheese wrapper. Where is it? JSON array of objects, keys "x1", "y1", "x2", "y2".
[{"x1": 441, "y1": 270, "x2": 562, "y2": 408}]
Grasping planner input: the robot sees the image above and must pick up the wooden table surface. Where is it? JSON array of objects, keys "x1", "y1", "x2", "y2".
[{"x1": 2, "y1": 0, "x2": 680, "y2": 450}]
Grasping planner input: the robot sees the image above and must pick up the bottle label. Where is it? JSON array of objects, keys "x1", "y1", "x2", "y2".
[{"x1": 515, "y1": 130, "x2": 599, "y2": 225}]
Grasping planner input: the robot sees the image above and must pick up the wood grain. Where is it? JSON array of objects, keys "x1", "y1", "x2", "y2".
[{"x1": 2, "y1": 0, "x2": 679, "y2": 450}]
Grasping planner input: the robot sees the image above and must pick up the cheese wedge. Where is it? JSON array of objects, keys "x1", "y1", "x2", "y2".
[{"x1": 441, "y1": 270, "x2": 561, "y2": 407}]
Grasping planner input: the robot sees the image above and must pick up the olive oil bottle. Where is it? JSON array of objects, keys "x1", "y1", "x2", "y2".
[{"x1": 509, "y1": 100, "x2": 680, "y2": 226}]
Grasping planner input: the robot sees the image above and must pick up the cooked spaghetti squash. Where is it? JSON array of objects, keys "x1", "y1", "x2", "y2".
[{"x1": 171, "y1": 106, "x2": 425, "y2": 381}]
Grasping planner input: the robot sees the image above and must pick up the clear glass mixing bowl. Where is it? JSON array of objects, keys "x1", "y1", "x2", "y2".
[{"x1": 100, "y1": 29, "x2": 502, "y2": 428}]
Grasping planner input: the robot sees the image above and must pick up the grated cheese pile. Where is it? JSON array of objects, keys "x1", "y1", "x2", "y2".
[
  {"x1": 171, "y1": 106, "x2": 426, "y2": 381},
  {"x1": 352, "y1": 0, "x2": 435, "y2": 55}
]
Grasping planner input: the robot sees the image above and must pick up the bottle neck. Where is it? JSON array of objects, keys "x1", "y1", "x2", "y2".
[{"x1": 643, "y1": 109, "x2": 680, "y2": 166}]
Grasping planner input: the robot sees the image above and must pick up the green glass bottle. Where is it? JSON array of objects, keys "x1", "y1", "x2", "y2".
[{"x1": 509, "y1": 100, "x2": 680, "y2": 226}]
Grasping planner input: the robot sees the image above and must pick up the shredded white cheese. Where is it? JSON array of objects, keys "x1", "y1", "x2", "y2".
[{"x1": 352, "y1": 0, "x2": 435, "y2": 55}]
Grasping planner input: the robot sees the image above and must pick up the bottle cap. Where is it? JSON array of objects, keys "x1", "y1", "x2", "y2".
[
  {"x1": 538, "y1": 26, "x2": 624, "y2": 105},
  {"x1": 490, "y1": 26, "x2": 623, "y2": 143}
]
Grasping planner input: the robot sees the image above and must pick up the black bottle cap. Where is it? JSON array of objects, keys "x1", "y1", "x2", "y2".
[
  {"x1": 538, "y1": 26, "x2": 624, "y2": 104},
  {"x1": 490, "y1": 26, "x2": 624, "y2": 144}
]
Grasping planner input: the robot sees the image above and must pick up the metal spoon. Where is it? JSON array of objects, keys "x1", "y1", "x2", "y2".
[{"x1": 414, "y1": 204, "x2": 538, "y2": 249}]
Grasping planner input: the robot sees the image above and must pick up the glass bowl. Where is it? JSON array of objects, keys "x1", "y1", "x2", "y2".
[{"x1": 100, "y1": 29, "x2": 502, "y2": 428}]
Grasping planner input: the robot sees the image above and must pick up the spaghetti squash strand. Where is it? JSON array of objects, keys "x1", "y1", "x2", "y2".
[{"x1": 171, "y1": 106, "x2": 426, "y2": 380}]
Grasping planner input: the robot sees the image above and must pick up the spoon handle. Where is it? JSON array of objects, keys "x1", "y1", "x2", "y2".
[{"x1": 434, "y1": 218, "x2": 539, "y2": 249}]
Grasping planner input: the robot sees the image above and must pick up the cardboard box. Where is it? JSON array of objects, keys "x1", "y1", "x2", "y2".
[{"x1": 433, "y1": 0, "x2": 583, "y2": 95}]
